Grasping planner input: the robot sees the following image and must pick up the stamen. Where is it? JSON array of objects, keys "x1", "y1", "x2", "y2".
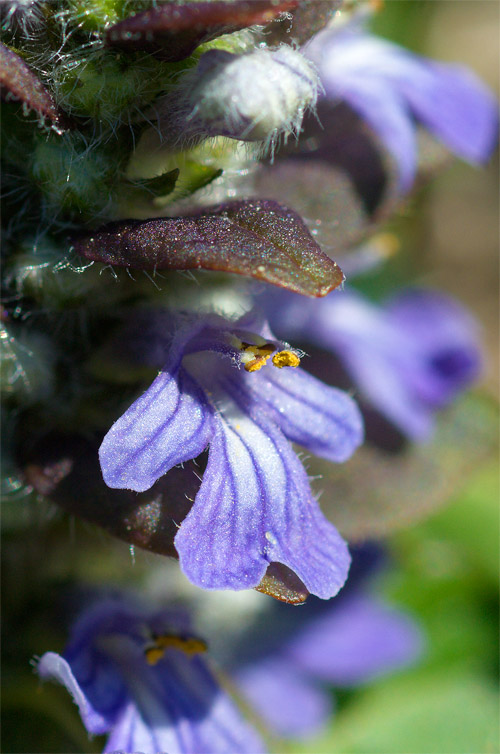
[
  {"x1": 144, "y1": 633, "x2": 208, "y2": 665},
  {"x1": 229, "y1": 334, "x2": 301, "y2": 372},
  {"x1": 240, "y1": 341, "x2": 276, "y2": 373},
  {"x1": 371, "y1": 232, "x2": 400, "y2": 259},
  {"x1": 272, "y1": 350, "x2": 301, "y2": 368}
]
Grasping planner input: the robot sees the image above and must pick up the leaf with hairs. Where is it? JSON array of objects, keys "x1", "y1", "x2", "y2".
[
  {"x1": 72, "y1": 198, "x2": 344, "y2": 297},
  {"x1": 0, "y1": 43, "x2": 69, "y2": 131}
]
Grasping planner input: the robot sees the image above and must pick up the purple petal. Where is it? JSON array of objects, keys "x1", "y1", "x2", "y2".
[
  {"x1": 37, "y1": 652, "x2": 114, "y2": 735},
  {"x1": 285, "y1": 595, "x2": 423, "y2": 686},
  {"x1": 385, "y1": 289, "x2": 481, "y2": 404},
  {"x1": 175, "y1": 391, "x2": 350, "y2": 599},
  {"x1": 99, "y1": 364, "x2": 213, "y2": 492},
  {"x1": 249, "y1": 365, "x2": 364, "y2": 462},
  {"x1": 235, "y1": 657, "x2": 332, "y2": 739},
  {"x1": 307, "y1": 29, "x2": 498, "y2": 191},
  {"x1": 392, "y1": 60, "x2": 499, "y2": 165}
]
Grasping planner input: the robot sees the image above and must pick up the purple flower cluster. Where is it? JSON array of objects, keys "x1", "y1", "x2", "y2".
[
  {"x1": 27, "y1": 5, "x2": 497, "y2": 754},
  {"x1": 306, "y1": 19, "x2": 498, "y2": 191}
]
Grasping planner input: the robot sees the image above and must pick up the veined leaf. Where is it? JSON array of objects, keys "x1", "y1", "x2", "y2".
[{"x1": 72, "y1": 198, "x2": 344, "y2": 297}]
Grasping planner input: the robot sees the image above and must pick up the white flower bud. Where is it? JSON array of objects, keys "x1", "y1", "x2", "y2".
[
  {"x1": 154, "y1": 45, "x2": 320, "y2": 151},
  {"x1": 188, "y1": 46, "x2": 319, "y2": 146}
]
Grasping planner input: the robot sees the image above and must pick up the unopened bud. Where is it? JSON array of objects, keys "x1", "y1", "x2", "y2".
[{"x1": 159, "y1": 45, "x2": 319, "y2": 150}]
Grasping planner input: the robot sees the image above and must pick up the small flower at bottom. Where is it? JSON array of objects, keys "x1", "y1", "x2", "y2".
[
  {"x1": 99, "y1": 310, "x2": 364, "y2": 599},
  {"x1": 36, "y1": 597, "x2": 266, "y2": 754}
]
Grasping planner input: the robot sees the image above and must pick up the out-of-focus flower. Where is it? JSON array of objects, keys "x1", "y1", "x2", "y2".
[
  {"x1": 37, "y1": 598, "x2": 266, "y2": 754},
  {"x1": 99, "y1": 310, "x2": 363, "y2": 599},
  {"x1": 261, "y1": 287, "x2": 481, "y2": 440},
  {"x1": 227, "y1": 546, "x2": 423, "y2": 739},
  {"x1": 305, "y1": 21, "x2": 499, "y2": 190}
]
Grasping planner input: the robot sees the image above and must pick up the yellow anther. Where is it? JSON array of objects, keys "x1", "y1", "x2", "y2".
[
  {"x1": 240, "y1": 341, "x2": 275, "y2": 372},
  {"x1": 244, "y1": 356, "x2": 270, "y2": 372},
  {"x1": 155, "y1": 634, "x2": 207, "y2": 655},
  {"x1": 145, "y1": 647, "x2": 166, "y2": 666},
  {"x1": 144, "y1": 633, "x2": 208, "y2": 665},
  {"x1": 272, "y1": 350, "x2": 301, "y2": 369},
  {"x1": 372, "y1": 232, "x2": 400, "y2": 259}
]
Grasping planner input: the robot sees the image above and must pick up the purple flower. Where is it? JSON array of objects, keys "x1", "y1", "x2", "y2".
[
  {"x1": 231, "y1": 548, "x2": 423, "y2": 739},
  {"x1": 37, "y1": 598, "x2": 266, "y2": 754},
  {"x1": 305, "y1": 22, "x2": 499, "y2": 191},
  {"x1": 261, "y1": 288, "x2": 481, "y2": 440},
  {"x1": 99, "y1": 310, "x2": 363, "y2": 599}
]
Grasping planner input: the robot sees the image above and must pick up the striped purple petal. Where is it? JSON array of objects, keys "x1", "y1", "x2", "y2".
[
  {"x1": 306, "y1": 27, "x2": 498, "y2": 191},
  {"x1": 99, "y1": 362, "x2": 213, "y2": 492},
  {"x1": 175, "y1": 389, "x2": 351, "y2": 599},
  {"x1": 243, "y1": 364, "x2": 364, "y2": 462}
]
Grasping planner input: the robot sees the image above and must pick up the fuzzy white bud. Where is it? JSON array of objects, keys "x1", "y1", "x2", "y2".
[
  {"x1": 188, "y1": 46, "x2": 319, "y2": 145},
  {"x1": 154, "y1": 45, "x2": 320, "y2": 150}
]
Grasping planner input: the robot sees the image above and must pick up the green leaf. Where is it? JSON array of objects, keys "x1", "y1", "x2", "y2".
[
  {"x1": 128, "y1": 168, "x2": 180, "y2": 197},
  {"x1": 290, "y1": 672, "x2": 499, "y2": 754}
]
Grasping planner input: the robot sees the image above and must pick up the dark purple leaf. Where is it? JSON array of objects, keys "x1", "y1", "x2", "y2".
[
  {"x1": 22, "y1": 432, "x2": 201, "y2": 558},
  {"x1": 256, "y1": 562, "x2": 309, "y2": 604},
  {"x1": 72, "y1": 198, "x2": 344, "y2": 297},
  {"x1": 309, "y1": 394, "x2": 498, "y2": 541},
  {"x1": 105, "y1": 0, "x2": 299, "y2": 61},
  {"x1": 263, "y1": 0, "x2": 342, "y2": 47},
  {"x1": 0, "y1": 42, "x2": 69, "y2": 131}
]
